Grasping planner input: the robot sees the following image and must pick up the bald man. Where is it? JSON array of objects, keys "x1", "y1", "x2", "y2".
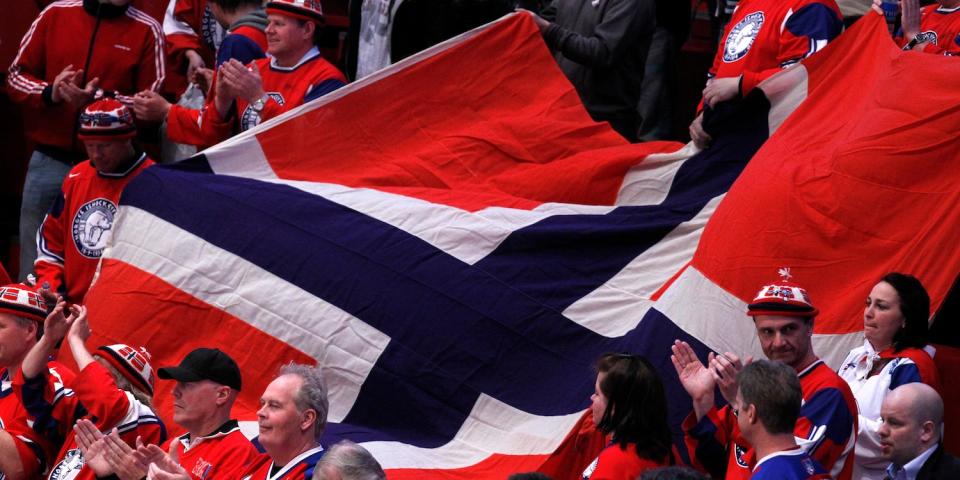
[
  {"x1": 311, "y1": 440, "x2": 385, "y2": 480},
  {"x1": 878, "y1": 383, "x2": 960, "y2": 480}
]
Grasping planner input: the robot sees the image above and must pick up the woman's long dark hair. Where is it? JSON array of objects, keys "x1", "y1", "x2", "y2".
[
  {"x1": 881, "y1": 272, "x2": 930, "y2": 352},
  {"x1": 595, "y1": 353, "x2": 672, "y2": 461}
]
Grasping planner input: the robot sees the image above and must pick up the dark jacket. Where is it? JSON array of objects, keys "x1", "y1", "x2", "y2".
[
  {"x1": 541, "y1": 0, "x2": 655, "y2": 134},
  {"x1": 345, "y1": 0, "x2": 513, "y2": 80},
  {"x1": 916, "y1": 445, "x2": 960, "y2": 480}
]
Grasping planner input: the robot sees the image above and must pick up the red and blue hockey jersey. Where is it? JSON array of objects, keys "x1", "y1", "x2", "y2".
[
  {"x1": 241, "y1": 446, "x2": 324, "y2": 480},
  {"x1": 705, "y1": 0, "x2": 843, "y2": 98},
  {"x1": 0, "y1": 363, "x2": 75, "y2": 478},
  {"x1": 169, "y1": 420, "x2": 261, "y2": 480},
  {"x1": 751, "y1": 448, "x2": 830, "y2": 480},
  {"x1": 683, "y1": 359, "x2": 857, "y2": 480},
  {"x1": 18, "y1": 361, "x2": 167, "y2": 480},
  {"x1": 897, "y1": 5, "x2": 960, "y2": 55},
  {"x1": 169, "y1": 47, "x2": 345, "y2": 146},
  {"x1": 35, "y1": 155, "x2": 153, "y2": 303}
]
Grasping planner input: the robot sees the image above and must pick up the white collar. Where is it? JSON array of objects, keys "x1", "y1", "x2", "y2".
[
  {"x1": 270, "y1": 47, "x2": 320, "y2": 71},
  {"x1": 97, "y1": 152, "x2": 147, "y2": 178}
]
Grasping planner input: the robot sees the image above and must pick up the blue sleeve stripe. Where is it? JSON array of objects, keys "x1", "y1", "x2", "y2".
[
  {"x1": 305, "y1": 79, "x2": 346, "y2": 103},
  {"x1": 785, "y1": 3, "x2": 843, "y2": 42},
  {"x1": 889, "y1": 361, "x2": 923, "y2": 390},
  {"x1": 800, "y1": 387, "x2": 854, "y2": 443}
]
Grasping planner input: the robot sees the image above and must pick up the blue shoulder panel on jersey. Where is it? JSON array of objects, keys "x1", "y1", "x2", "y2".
[
  {"x1": 786, "y1": 3, "x2": 843, "y2": 41},
  {"x1": 800, "y1": 386, "x2": 854, "y2": 444},
  {"x1": 888, "y1": 360, "x2": 922, "y2": 390},
  {"x1": 305, "y1": 79, "x2": 346, "y2": 103}
]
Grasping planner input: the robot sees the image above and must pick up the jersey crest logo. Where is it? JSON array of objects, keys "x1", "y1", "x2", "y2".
[
  {"x1": 49, "y1": 448, "x2": 84, "y2": 480},
  {"x1": 72, "y1": 198, "x2": 118, "y2": 258},
  {"x1": 241, "y1": 92, "x2": 286, "y2": 131},
  {"x1": 915, "y1": 30, "x2": 938, "y2": 45},
  {"x1": 734, "y1": 443, "x2": 749, "y2": 467},
  {"x1": 192, "y1": 457, "x2": 213, "y2": 478},
  {"x1": 723, "y1": 12, "x2": 765, "y2": 62}
]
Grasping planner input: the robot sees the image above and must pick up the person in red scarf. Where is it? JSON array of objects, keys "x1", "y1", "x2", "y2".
[{"x1": 837, "y1": 272, "x2": 941, "y2": 480}]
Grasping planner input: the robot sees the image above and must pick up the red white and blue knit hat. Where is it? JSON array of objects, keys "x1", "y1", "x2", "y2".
[
  {"x1": 0, "y1": 283, "x2": 49, "y2": 323},
  {"x1": 266, "y1": 0, "x2": 324, "y2": 24},
  {"x1": 747, "y1": 268, "x2": 819, "y2": 318},
  {"x1": 78, "y1": 98, "x2": 136, "y2": 141},
  {"x1": 97, "y1": 344, "x2": 156, "y2": 396}
]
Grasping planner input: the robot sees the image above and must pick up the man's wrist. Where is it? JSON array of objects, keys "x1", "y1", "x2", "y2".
[
  {"x1": 44, "y1": 84, "x2": 59, "y2": 106},
  {"x1": 250, "y1": 93, "x2": 269, "y2": 112}
]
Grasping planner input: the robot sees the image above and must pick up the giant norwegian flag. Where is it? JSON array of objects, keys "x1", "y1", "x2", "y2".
[{"x1": 82, "y1": 12, "x2": 960, "y2": 479}]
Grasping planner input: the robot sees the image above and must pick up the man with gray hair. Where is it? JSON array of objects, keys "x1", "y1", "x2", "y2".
[
  {"x1": 311, "y1": 440, "x2": 385, "y2": 480},
  {"x1": 878, "y1": 383, "x2": 960, "y2": 480},
  {"x1": 147, "y1": 362, "x2": 328, "y2": 480}
]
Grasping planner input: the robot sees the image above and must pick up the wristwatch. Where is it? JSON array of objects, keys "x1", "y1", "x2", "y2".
[{"x1": 251, "y1": 94, "x2": 269, "y2": 112}]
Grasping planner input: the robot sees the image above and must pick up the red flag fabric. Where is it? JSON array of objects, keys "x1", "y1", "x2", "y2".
[{"x1": 78, "y1": 11, "x2": 960, "y2": 480}]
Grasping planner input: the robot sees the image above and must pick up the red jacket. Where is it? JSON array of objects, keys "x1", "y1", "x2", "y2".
[
  {"x1": 35, "y1": 155, "x2": 153, "y2": 303},
  {"x1": 168, "y1": 420, "x2": 261, "y2": 480},
  {"x1": 7, "y1": 0, "x2": 164, "y2": 154}
]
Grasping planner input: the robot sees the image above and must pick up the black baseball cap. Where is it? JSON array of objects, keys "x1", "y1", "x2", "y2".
[{"x1": 158, "y1": 348, "x2": 242, "y2": 391}]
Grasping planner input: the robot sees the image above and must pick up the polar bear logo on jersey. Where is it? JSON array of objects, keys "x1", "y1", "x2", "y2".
[
  {"x1": 724, "y1": 12, "x2": 765, "y2": 62},
  {"x1": 72, "y1": 198, "x2": 118, "y2": 258},
  {"x1": 49, "y1": 448, "x2": 84, "y2": 480}
]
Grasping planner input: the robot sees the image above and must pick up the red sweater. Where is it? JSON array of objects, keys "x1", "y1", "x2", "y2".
[
  {"x1": 35, "y1": 155, "x2": 153, "y2": 303},
  {"x1": 581, "y1": 443, "x2": 674, "y2": 480}
]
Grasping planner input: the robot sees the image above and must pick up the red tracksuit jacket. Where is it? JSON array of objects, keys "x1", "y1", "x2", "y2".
[{"x1": 7, "y1": 0, "x2": 164, "y2": 153}]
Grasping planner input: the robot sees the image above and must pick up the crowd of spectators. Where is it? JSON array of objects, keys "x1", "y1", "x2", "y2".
[
  {"x1": 4, "y1": 0, "x2": 959, "y2": 286},
  {"x1": 0, "y1": 269, "x2": 953, "y2": 479},
  {"x1": 1, "y1": 0, "x2": 959, "y2": 478}
]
